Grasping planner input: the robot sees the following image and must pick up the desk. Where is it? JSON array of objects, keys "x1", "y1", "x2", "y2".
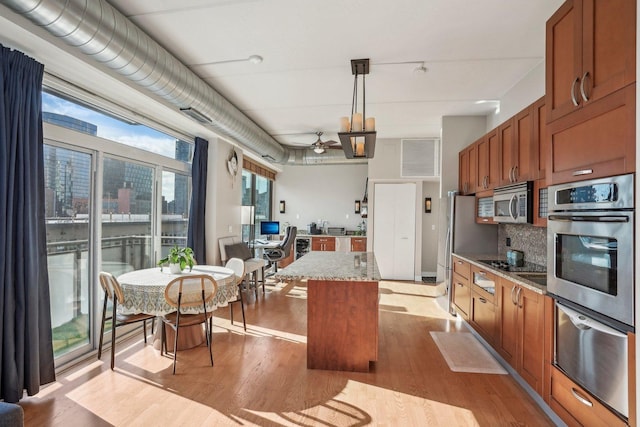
[
  {"x1": 250, "y1": 239, "x2": 281, "y2": 260},
  {"x1": 117, "y1": 266, "x2": 236, "y2": 350},
  {"x1": 275, "y1": 252, "x2": 380, "y2": 372}
]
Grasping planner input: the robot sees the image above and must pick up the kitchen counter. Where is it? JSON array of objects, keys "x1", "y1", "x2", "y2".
[
  {"x1": 274, "y1": 251, "x2": 380, "y2": 372},
  {"x1": 453, "y1": 253, "x2": 547, "y2": 294},
  {"x1": 274, "y1": 251, "x2": 379, "y2": 281}
]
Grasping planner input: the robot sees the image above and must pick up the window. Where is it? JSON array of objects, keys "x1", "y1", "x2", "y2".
[
  {"x1": 42, "y1": 89, "x2": 192, "y2": 365},
  {"x1": 242, "y1": 169, "x2": 274, "y2": 240}
]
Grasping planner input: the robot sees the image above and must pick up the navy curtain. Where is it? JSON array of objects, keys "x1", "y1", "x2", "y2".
[
  {"x1": 187, "y1": 137, "x2": 208, "y2": 263},
  {"x1": 0, "y1": 45, "x2": 55, "y2": 402}
]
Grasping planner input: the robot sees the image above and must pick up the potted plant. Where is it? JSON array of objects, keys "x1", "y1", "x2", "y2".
[{"x1": 158, "y1": 245, "x2": 195, "y2": 274}]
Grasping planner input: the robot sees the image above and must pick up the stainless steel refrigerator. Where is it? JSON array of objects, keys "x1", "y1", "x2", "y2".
[{"x1": 438, "y1": 190, "x2": 498, "y2": 315}]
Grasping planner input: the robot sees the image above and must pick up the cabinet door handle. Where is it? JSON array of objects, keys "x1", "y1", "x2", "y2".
[
  {"x1": 570, "y1": 388, "x2": 593, "y2": 407},
  {"x1": 580, "y1": 71, "x2": 590, "y2": 102},
  {"x1": 516, "y1": 287, "x2": 523, "y2": 308},
  {"x1": 572, "y1": 169, "x2": 593, "y2": 177},
  {"x1": 479, "y1": 297, "x2": 487, "y2": 304},
  {"x1": 513, "y1": 165, "x2": 518, "y2": 182},
  {"x1": 571, "y1": 77, "x2": 580, "y2": 106},
  {"x1": 510, "y1": 286, "x2": 517, "y2": 305}
]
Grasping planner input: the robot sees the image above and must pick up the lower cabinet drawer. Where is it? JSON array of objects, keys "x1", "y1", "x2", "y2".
[
  {"x1": 470, "y1": 292, "x2": 496, "y2": 344},
  {"x1": 550, "y1": 367, "x2": 626, "y2": 427}
]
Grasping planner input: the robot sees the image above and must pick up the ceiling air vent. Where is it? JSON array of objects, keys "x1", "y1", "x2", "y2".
[{"x1": 401, "y1": 138, "x2": 440, "y2": 178}]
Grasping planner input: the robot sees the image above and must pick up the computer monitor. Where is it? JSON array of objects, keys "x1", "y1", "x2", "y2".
[{"x1": 260, "y1": 220, "x2": 280, "y2": 236}]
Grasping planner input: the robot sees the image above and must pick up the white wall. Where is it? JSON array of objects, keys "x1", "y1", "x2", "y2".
[
  {"x1": 274, "y1": 163, "x2": 368, "y2": 233},
  {"x1": 204, "y1": 138, "x2": 243, "y2": 265},
  {"x1": 422, "y1": 181, "x2": 441, "y2": 275},
  {"x1": 486, "y1": 61, "x2": 546, "y2": 130}
]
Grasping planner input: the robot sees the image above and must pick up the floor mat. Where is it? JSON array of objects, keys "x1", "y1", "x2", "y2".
[{"x1": 429, "y1": 331, "x2": 508, "y2": 374}]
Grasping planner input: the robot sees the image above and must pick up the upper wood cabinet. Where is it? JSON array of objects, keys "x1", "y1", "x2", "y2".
[
  {"x1": 458, "y1": 143, "x2": 477, "y2": 195},
  {"x1": 546, "y1": 0, "x2": 636, "y2": 123},
  {"x1": 476, "y1": 130, "x2": 499, "y2": 191},
  {"x1": 532, "y1": 97, "x2": 548, "y2": 179},
  {"x1": 499, "y1": 106, "x2": 536, "y2": 185}
]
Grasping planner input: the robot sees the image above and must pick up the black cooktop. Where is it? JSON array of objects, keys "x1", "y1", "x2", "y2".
[{"x1": 477, "y1": 259, "x2": 546, "y2": 273}]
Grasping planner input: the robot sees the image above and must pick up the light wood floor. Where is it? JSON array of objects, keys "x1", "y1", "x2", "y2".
[{"x1": 20, "y1": 279, "x2": 555, "y2": 426}]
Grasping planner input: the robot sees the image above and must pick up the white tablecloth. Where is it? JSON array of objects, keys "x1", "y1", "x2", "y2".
[{"x1": 117, "y1": 265, "x2": 236, "y2": 315}]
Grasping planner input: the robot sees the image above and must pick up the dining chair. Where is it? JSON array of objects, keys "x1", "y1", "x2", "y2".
[
  {"x1": 98, "y1": 272, "x2": 156, "y2": 370},
  {"x1": 225, "y1": 257, "x2": 247, "y2": 331},
  {"x1": 161, "y1": 274, "x2": 218, "y2": 374}
]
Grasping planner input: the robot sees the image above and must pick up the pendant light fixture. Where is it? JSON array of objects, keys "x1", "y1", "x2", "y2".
[{"x1": 338, "y1": 59, "x2": 376, "y2": 159}]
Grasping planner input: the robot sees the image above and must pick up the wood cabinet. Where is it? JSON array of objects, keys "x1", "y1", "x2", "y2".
[
  {"x1": 497, "y1": 277, "x2": 545, "y2": 395},
  {"x1": 469, "y1": 266, "x2": 497, "y2": 344},
  {"x1": 476, "y1": 130, "x2": 499, "y2": 191},
  {"x1": 545, "y1": 0, "x2": 635, "y2": 185},
  {"x1": 350, "y1": 237, "x2": 367, "y2": 252},
  {"x1": 451, "y1": 256, "x2": 471, "y2": 320},
  {"x1": 499, "y1": 106, "x2": 535, "y2": 185},
  {"x1": 549, "y1": 366, "x2": 627, "y2": 427},
  {"x1": 311, "y1": 236, "x2": 335, "y2": 251},
  {"x1": 547, "y1": 83, "x2": 636, "y2": 184},
  {"x1": 532, "y1": 97, "x2": 548, "y2": 179},
  {"x1": 545, "y1": 0, "x2": 636, "y2": 123},
  {"x1": 458, "y1": 143, "x2": 477, "y2": 195}
]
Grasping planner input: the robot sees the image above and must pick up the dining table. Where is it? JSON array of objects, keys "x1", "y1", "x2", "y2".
[{"x1": 117, "y1": 265, "x2": 237, "y2": 349}]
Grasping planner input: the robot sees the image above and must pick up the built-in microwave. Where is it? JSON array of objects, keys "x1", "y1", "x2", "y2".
[{"x1": 493, "y1": 181, "x2": 533, "y2": 224}]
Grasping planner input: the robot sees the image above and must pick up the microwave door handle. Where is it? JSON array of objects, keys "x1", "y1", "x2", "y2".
[
  {"x1": 509, "y1": 194, "x2": 518, "y2": 221},
  {"x1": 556, "y1": 304, "x2": 627, "y2": 338},
  {"x1": 548, "y1": 215, "x2": 629, "y2": 223}
]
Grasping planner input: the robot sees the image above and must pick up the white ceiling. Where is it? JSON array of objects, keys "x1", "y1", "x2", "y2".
[{"x1": 1, "y1": 0, "x2": 564, "y2": 151}]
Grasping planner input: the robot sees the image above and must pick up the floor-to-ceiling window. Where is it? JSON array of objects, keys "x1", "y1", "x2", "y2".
[
  {"x1": 42, "y1": 89, "x2": 193, "y2": 365},
  {"x1": 241, "y1": 161, "x2": 276, "y2": 241}
]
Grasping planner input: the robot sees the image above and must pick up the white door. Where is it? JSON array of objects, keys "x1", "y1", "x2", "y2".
[{"x1": 373, "y1": 183, "x2": 416, "y2": 280}]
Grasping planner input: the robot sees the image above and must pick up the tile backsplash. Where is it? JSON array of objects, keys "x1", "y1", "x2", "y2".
[{"x1": 498, "y1": 224, "x2": 547, "y2": 267}]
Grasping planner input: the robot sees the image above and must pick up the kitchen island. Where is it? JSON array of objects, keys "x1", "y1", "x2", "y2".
[{"x1": 275, "y1": 251, "x2": 380, "y2": 372}]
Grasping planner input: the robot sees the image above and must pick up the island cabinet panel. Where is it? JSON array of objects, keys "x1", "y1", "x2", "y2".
[
  {"x1": 307, "y1": 279, "x2": 378, "y2": 372},
  {"x1": 497, "y1": 277, "x2": 545, "y2": 395},
  {"x1": 311, "y1": 236, "x2": 335, "y2": 251},
  {"x1": 452, "y1": 273, "x2": 470, "y2": 320},
  {"x1": 546, "y1": 0, "x2": 636, "y2": 123}
]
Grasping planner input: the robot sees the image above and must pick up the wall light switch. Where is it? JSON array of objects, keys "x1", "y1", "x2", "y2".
[
  {"x1": 228, "y1": 225, "x2": 233, "y2": 233},
  {"x1": 296, "y1": 213, "x2": 300, "y2": 219},
  {"x1": 346, "y1": 214, "x2": 349, "y2": 219},
  {"x1": 432, "y1": 224, "x2": 436, "y2": 230}
]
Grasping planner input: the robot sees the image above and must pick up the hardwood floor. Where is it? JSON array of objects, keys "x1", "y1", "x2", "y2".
[{"x1": 20, "y1": 279, "x2": 554, "y2": 426}]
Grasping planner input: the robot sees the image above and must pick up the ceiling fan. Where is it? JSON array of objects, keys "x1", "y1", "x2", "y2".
[{"x1": 307, "y1": 132, "x2": 339, "y2": 154}]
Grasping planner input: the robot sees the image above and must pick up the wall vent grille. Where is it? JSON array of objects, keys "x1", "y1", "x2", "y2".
[{"x1": 401, "y1": 139, "x2": 440, "y2": 178}]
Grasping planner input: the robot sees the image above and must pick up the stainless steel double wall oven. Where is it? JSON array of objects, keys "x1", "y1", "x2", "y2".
[{"x1": 547, "y1": 173, "x2": 634, "y2": 419}]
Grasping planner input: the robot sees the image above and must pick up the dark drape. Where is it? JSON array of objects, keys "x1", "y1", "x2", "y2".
[
  {"x1": 0, "y1": 45, "x2": 55, "y2": 402},
  {"x1": 187, "y1": 137, "x2": 208, "y2": 263}
]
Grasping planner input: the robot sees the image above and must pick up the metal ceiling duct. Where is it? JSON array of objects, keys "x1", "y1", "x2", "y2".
[{"x1": 1, "y1": 0, "x2": 365, "y2": 165}]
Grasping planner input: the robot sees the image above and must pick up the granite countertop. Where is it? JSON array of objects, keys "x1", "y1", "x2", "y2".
[
  {"x1": 274, "y1": 251, "x2": 380, "y2": 281},
  {"x1": 453, "y1": 253, "x2": 547, "y2": 295}
]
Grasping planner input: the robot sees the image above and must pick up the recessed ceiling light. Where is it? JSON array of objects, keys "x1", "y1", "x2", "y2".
[{"x1": 248, "y1": 55, "x2": 263, "y2": 64}]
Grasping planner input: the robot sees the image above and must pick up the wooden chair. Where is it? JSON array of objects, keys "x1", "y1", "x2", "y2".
[
  {"x1": 98, "y1": 272, "x2": 156, "y2": 370},
  {"x1": 225, "y1": 257, "x2": 247, "y2": 331},
  {"x1": 161, "y1": 274, "x2": 218, "y2": 374}
]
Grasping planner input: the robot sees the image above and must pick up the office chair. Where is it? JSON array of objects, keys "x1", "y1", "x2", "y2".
[{"x1": 264, "y1": 226, "x2": 297, "y2": 272}]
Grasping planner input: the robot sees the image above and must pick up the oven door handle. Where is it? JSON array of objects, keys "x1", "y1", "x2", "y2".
[
  {"x1": 556, "y1": 304, "x2": 627, "y2": 338},
  {"x1": 509, "y1": 194, "x2": 518, "y2": 221},
  {"x1": 548, "y1": 215, "x2": 629, "y2": 223}
]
